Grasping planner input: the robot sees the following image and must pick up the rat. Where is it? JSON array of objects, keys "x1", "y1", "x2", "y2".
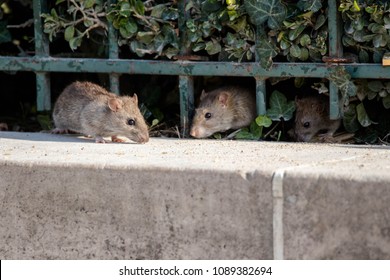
[
  {"x1": 290, "y1": 95, "x2": 341, "y2": 142},
  {"x1": 190, "y1": 86, "x2": 256, "y2": 138},
  {"x1": 52, "y1": 81, "x2": 149, "y2": 144}
]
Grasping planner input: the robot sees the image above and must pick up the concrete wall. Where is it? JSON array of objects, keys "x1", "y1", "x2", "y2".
[{"x1": 1, "y1": 132, "x2": 390, "y2": 259}]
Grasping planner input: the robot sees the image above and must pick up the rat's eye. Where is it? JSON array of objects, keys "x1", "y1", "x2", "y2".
[
  {"x1": 205, "y1": 112, "x2": 212, "y2": 119},
  {"x1": 303, "y1": 122, "x2": 310, "y2": 128},
  {"x1": 127, "y1": 119, "x2": 136, "y2": 126}
]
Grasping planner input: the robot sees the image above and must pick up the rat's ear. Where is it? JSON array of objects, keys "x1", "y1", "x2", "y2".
[
  {"x1": 218, "y1": 92, "x2": 228, "y2": 107},
  {"x1": 108, "y1": 98, "x2": 123, "y2": 112},
  {"x1": 131, "y1": 93, "x2": 138, "y2": 105},
  {"x1": 200, "y1": 90, "x2": 208, "y2": 101},
  {"x1": 312, "y1": 102, "x2": 326, "y2": 113}
]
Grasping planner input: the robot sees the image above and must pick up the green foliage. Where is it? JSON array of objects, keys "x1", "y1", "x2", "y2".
[
  {"x1": 40, "y1": 0, "x2": 328, "y2": 65},
  {"x1": 42, "y1": 0, "x2": 108, "y2": 51},
  {"x1": 246, "y1": 0, "x2": 327, "y2": 69},
  {"x1": 185, "y1": 0, "x2": 255, "y2": 61},
  {"x1": 235, "y1": 90, "x2": 294, "y2": 141},
  {"x1": 266, "y1": 90, "x2": 295, "y2": 121},
  {"x1": 0, "y1": 20, "x2": 11, "y2": 43},
  {"x1": 339, "y1": 0, "x2": 390, "y2": 62},
  {"x1": 107, "y1": 0, "x2": 180, "y2": 58},
  {"x1": 343, "y1": 103, "x2": 360, "y2": 132},
  {"x1": 328, "y1": 66, "x2": 357, "y2": 102},
  {"x1": 234, "y1": 115, "x2": 272, "y2": 140},
  {"x1": 298, "y1": 0, "x2": 323, "y2": 13},
  {"x1": 40, "y1": 0, "x2": 327, "y2": 66},
  {"x1": 244, "y1": 0, "x2": 287, "y2": 29}
]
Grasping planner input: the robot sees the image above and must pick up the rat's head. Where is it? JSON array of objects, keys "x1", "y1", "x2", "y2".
[
  {"x1": 293, "y1": 96, "x2": 327, "y2": 142},
  {"x1": 190, "y1": 89, "x2": 233, "y2": 138},
  {"x1": 106, "y1": 94, "x2": 149, "y2": 143}
]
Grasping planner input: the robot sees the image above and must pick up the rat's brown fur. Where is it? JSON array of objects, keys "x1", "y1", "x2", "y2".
[
  {"x1": 52, "y1": 81, "x2": 149, "y2": 143},
  {"x1": 291, "y1": 95, "x2": 341, "y2": 142},
  {"x1": 190, "y1": 86, "x2": 256, "y2": 138}
]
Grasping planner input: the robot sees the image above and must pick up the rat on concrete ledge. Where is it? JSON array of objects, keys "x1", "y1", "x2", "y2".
[
  {"x1": 52, "y1": 81, "x2": 149, "y2": 144},
  {"x1": 190, "y1": 86, "x2": 257, "y2": 138}
]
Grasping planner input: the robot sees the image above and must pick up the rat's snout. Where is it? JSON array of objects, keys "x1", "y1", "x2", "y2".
[
  {"x1": 189, "y1": 127, "x2": 198, "y2": 138},
  {"x1": 136, "y1": 132, "x2": 149, "y2": 144},
  {"x1": 190, "y1": 126, "x2": 203, "y2": 138}
]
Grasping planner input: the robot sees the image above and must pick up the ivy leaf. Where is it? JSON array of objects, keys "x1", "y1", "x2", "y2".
[
  {"x1": 288, "y1": 24, "x2": 306, "y2": 41},
  {"x1": 382, "y1": 95, "x2": 390, "y2": 109},
  {"x1": 64, "y1": 26, "x2": 75, "y2": 41},
  {"x1": 356, "y1": 102, "x2": 373, "y2": 127},
  {"x1": 84, "y1": 0, "x2": 95, "y2": 9},
  {"x1": 314, "y1": 14, "x2": 326, "y2": 30},
  {"x1": 119, "y1": 2, "x2": 131, "y2": 17},
  {"x1": 134, "y1": 0, "x2": 145, "y2": 15},
  {"x1": 205, "y1": 39, "x2": 221, "y2": 55},
  {"x1": 328, "y1": 66, "x2": 357, "y2": 99},
  {"x1": 256, "y1": 33, "x2": 278, "y2": 69},
  {"x1": 266, "y1": 90, "x2": 295, "y2": 121},
  {"x1": 255, "y1": 115, "x2": 272, "y2": 127},
  {"x1": 300, "y1": 34, "x2": 311, "y2": 46},
  {"x1": 235, "y1": 128, "x2": 257, "y2": 140},
  {"x1": 162, "y1": 8, "x2": 179, "y2": 21},
  {"x1": 244, "y1": 0, "x2": 287, "y2": 29},
  {"x1": 151, "y1": 4, "x2": 166, "y2": 18},
  {"x1": 136, "y1": 31, "x2": 154, "y2": 44},
  {"x1": 358, "y1": 49, "x2": 369, "y2": 63},
  {"x1": 249, "y1": 121, "x2": 263, "y2": 139},
  {"x1": 201, "y1": 0, "x2": 222, "y2": 13},
  {"x1": 290, "y1": 44, "x2": 302, "y2": 58},
  {"x1": 367, "y1": 80, "x2": 383, "y2": 92},
  {"x1": 297, "y1": 0, "x2": 323, "y2": 13},
  {"x1": 69, "y1": 35, "x2": 82, "y2": 51},
  {"x1": 343, "y1": 103, "x2": 360, "y2": 133}
]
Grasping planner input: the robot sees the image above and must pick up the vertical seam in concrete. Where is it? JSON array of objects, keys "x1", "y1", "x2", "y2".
[
  {"x1": 270, "y1": 155, "x2": 371, "y2": 260},
  {"x1": 272, "y1": 169, "x2": 285, "y2": 260}
]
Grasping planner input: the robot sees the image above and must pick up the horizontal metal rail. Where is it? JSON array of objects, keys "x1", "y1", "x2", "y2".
[{"x1": 1, "y1": 57, "x2": 388, "y2": 79}]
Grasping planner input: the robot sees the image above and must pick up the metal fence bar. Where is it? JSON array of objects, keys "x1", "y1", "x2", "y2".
[
  {"x1": 107, "y1": 0, "x2": 120, "y2": 94},
  {"x1": 179, "y1": 76, "x2": 194, "y2": 137},
  {"x1": 178, "y1": 0, "x2": 194, "y2": 137},
  {"x1": 1, "y1": 57, "x2": 388, "y2": 78},
  {"x1": 255, "y1": 78, "x2": 267, "y2": 116},
  {"x1": 255, "y1": 27, "x2": 267, "y2": 116},
  {"x1": 33, "y1": 0, "x2": 51, "y2": 111},
  {"x1": 327, "y1": 0, "x2": 343, "y2": 119}
]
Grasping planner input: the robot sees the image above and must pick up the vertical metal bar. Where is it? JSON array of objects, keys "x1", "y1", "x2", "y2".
[
  {"x1": 328, "y1": 0, "x2": 342, "y2": 119},
  {"x1": 255, "y1": 27, "x2": 267, "y2": 115},
  {"x1": 255, "y1": 78, "x2": 267, "y2": 115},
  {"x1": 36, "y1": 74, "x2": 51, "y2": 111},
  {"x1": 179, "y1": 76, "x2": 194, "y2": 137},
  {"x1": 107, "y1": 0, "x2": 120, "y2": 94},
  {"x1": 178, "y1": 0, "x2": 194, "y2": 137},
  {"x1": 33, "y1": 0, "x2": 51, "y2": 111}
]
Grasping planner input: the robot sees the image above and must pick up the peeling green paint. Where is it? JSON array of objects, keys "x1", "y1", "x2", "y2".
[{"x1": 1, "y1": 57, "x2": 389, "y2": 79}]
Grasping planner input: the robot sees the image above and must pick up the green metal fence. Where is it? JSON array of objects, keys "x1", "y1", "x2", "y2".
[{"x1": 0, "y1": 0, "x2": 389, "y2": 136}]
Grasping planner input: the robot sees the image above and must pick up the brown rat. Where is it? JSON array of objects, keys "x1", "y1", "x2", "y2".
[
  {"x1": 190, "y1": 86, "x2": 256, "y2": 138},
  {"x1": 52, "y1": 81, "x2": 149, "y2": 143},
  {"x1": 290, "y1": 95, "x2": 341, "y2": 142}
]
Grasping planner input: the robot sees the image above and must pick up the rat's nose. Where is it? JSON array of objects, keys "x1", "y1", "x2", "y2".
[{"x1": 138, "y1": 133, "x2": 149, "y2": 144}]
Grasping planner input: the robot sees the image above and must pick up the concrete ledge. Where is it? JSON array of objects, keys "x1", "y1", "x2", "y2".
[{"x1": 0, "y1": 132, "x2": 389, "y2": 259}]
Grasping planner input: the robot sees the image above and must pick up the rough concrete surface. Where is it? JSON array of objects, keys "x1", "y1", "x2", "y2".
[{"x1": 0, "y1": 132, "x2": 389, "y2": 259}]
